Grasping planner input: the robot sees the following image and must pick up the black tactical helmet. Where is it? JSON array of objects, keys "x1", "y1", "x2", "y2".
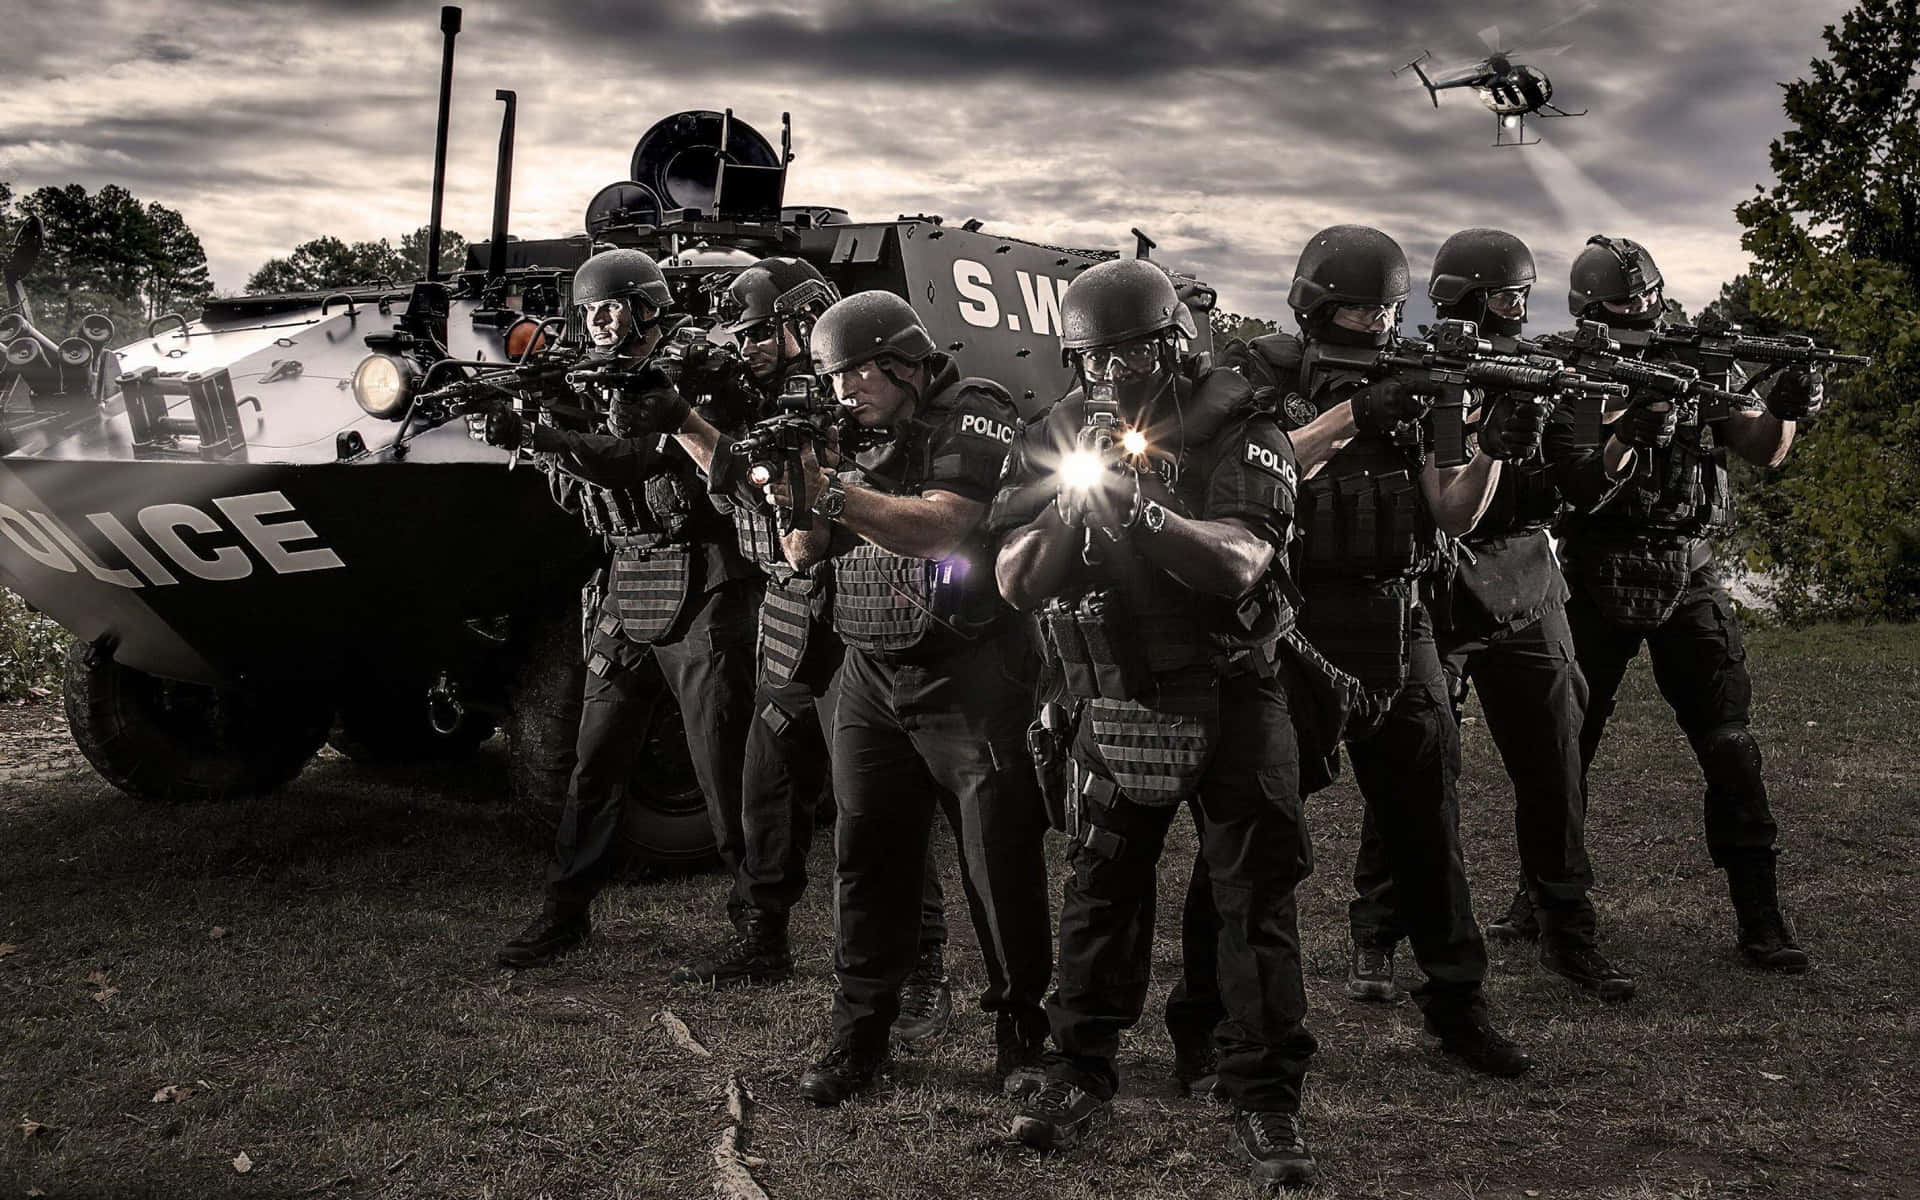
[
  {"x1": 1568, "y1": 235, "x2": 1664, "y2": 316},
  {"x1": 723, "y1": 256, "x2": 839, "y2": 333},
  {"x1": 1287, "y1": 225, "x2": 1410, "y2": 320},
  {"x1": 1059, "y1": 258, "x2": 1199, "y2": 352},
  {"x1": 572, "y1": 248, "x2": 673, "y2": 310},
  {"x1": 810, "y1": 291, "x2": 935, "y2": 374},
  {"x1": 1429, "y1": 228, "x2": 1536, "y2": 306}
]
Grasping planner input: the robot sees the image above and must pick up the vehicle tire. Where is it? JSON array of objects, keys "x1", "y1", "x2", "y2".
[
  {"x1": 62, "y1": 640, "x2": 333, "y2": 803},
  {"x1": 504, "y1": 604, "x2": 717, "y2": 874},
  {"x1": 328, "y1": 689, "x2": 496, "y2": 765}
]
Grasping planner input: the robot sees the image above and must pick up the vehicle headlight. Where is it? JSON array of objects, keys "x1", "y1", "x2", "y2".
[{"x1": 352, "y1": 353, "x2": 415, "y2": 419}]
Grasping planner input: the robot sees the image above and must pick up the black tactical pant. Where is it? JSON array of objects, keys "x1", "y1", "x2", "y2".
[
  {"x1": 738, "y1": 617, "x2": 947, "y2": 942},
  {"x1": 829, "y1": 634, "x2": 1052, "y2": 1047},
  {"x1": 1340, "y1": 608, "x2": 1489, "y2": 1019},
  {"x1": 1353, "y1": 604, "x2": 1597, "y2": 946},
  {"x1": 1566, "y1": 567, "x2": 1777, "y2": 869},
  {"x1": 1053, "y1": 672, "x2": 1316, "y2": 1114},
  {"x1": 547, "y1": 578, "x2": 759, "y2": 911}
]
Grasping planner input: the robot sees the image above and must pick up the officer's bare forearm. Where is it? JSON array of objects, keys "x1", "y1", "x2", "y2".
[
  {"x1": 782, "y1": 523, "x2": 832, "y2": 572},
  {"x1": 1424, "y1": 455, "x2": 1501, "y2": 537},
  {"x1": 1137, "y1": 514, "x2": 1275, "y2": 598},
  {"x1": 1291, "y1": 403, "x2": 1357, "y2": 480},
  {"x1": 838, "y1": 485, "x2": 984, "y2": 560},
  {"x1": 996, "y1": 508, "x2": 1080, "y2": 610},
  {"x1": 1722, "y1": 409, "x2": 1793, "y2": 467},
  {"x1": 670, "y1": 411, "x2": 726, "y2": 475}
]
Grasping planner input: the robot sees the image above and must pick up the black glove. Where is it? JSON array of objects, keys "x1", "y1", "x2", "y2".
[
  {"x1": 608, "y1": 377, "x2": 692, "y2": 438},
  {"x1": 1476, "y1": 392, "x2": 1549, "y2": 462},
  {"x1": 1765, "y1": 365, "x2": 1824, "y2": 422},
  {"x1": 1616, "y1": 399, "x2": 1678, "y2": 450},
  {"x1": 467, "y1": 402, "x2": 527, "y2": 451},
  {"x1": 1350, "y1": 378, "x2": 1433, "y2": 436}
]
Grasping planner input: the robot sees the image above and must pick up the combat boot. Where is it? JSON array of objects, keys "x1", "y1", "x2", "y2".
[
  {"x1": 995, "y1": 1010, "x2": 1049, "y2": 1101},
  {"x1": 496, "y1": 905, "x2": 591, "y2": 969},
  {"x1": 1539, "y1": 937, "x2": 1637, "y2": 1002},
  {"x1": 895, "y1": 943, "x2": 954, "y2": 1045},
  {"x1": 668, "y1": 908, "x2": 792, "y2": 987},
  {"x1": 798, "y1": 1035, "x2": 890, "y2": 1107},
  {"x1": 1426, "y1": 1008, "x2": 1535, "y2": 1078},
  {"x1": 1485, "y1": 887, "x2": 1538, "y2": 941},
  {"x1": 1346, "y1": 940, "x2": 1401, "y2": 1003},
  {"x1": 1230, "y1": 1108, "x2": 1319, "y2": 1191},
  {"x1": 1727, "y1": 857, "x2": 1809, "y2": 973},
  {"x1": 1010, "y1": 1078, "x2": 1109, "y2": 1150}
]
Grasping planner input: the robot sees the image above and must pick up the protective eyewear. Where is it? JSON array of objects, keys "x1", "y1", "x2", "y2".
[
  {"x1": 736, "y1": 319, "x2": 780, "y2": 346},
  {"x1": 1076, "y1": 337, "x2": 1162, "y2": 380},
  {"x1": 1335, "y1": 303, "x2": 1397, "y2": 324},
  {"x1": 1484, "y1": 287, "x2": 1529, "y2": 318},
  {"x1": 1603, "y1": 288, "x2": 1661, "y2": 317}
]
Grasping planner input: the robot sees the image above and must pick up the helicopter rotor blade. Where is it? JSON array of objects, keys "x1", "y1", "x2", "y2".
[
  {"x1": 1531, "y1": 2, "x2": 1598, "y2": 42},
  {"x1": 1477, "y1": 24, "x2": 1503, "y2": 52},
  {"x1": 1510, "y1": 43, "x2": 1574, "y2": 58}
]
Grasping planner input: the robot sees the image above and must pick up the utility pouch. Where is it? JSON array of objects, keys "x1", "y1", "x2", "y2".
[
  {"x1": 581, "y1": 568, "x2": 608, "y2": 662},
  {"x1": 1041, "y1": 599, "x2": 1099, "y2": 700},
  {"x1": 1077, "y1": 590, "x2": 1155, "y2": 701},
  {"x1": 1570, "y1": 543, "x2": 1692, "y2": 632},
  {"x1": 1299, "y1": 579, "x2": 1412, "y2": 694},
  {"x1": 1065, "y1": 762, "x2": 1127, "y2": 862},
  {"x1": 644, "y1": 470, "x2": 694, "y2": 541}
]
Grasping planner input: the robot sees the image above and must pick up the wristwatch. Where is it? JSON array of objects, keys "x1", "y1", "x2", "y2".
[
  {"x1": 811, "y1": 474, "x2": 849, "y2": 521},
  {"x1": 1138, "y1": 499, "x2": 1169, "y2": 536}
]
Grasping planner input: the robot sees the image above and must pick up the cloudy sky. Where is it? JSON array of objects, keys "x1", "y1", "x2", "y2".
[{"x1": 0, "y1": 0, "x2": 1852, "y2": 325}]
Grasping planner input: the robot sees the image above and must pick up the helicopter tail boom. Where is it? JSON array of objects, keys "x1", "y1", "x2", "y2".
[{"x1": 1393, "y1": 51, "x2": 1441, "y2": 106}]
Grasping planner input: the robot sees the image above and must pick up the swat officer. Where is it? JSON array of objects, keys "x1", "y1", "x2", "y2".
[
  {"x1": 1347, "y1": 228, "x2": 1636, "y2": 1002},
  {"x1": 486, "y1": 248, "x2": 760, "y2": 968},
  {"x1": 1551, "y1": 235, "x2": 1818, "y2": 972},
  {"x1": 658, "y1": 257, "x2": 955, "y2": 1039},
  {"x1": 1220, "y1": 226, "x2": 1533, "y2": 1076},
  {"x1": 760, "y1": 291, "x2": 1052, "y2": 1105},
  {"x1": 990, "y1": 258, "x2": 1318, "y2": 1189}
]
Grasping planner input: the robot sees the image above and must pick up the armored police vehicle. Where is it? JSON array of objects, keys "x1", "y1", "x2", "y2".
[{"x1": 0, "y1": 17, "x2": 1213, "y2": 869}]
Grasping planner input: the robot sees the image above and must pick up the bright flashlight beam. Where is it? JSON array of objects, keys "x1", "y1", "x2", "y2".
[
  {"x1": 1061, "y1": 450, "x2": 1105, "y2": 492},
  {"x1": 1121, "y1": 430, "x2": 1148, "y2": 456}
]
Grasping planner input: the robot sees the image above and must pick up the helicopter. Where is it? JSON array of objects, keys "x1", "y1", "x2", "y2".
[{"x1": 1394, "y1": 24, "x2": 1587, "y2": 148}]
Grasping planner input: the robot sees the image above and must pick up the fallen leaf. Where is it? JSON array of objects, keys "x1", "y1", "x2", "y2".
[
  {"x1": 152, "y1": 1085, "x2": 194, "y2": 1104},
  {"x1": 208, "y1": 927, "x2": 228, "y2": 940},
  {"x1": 27, "y1": 686, "x2": 49, "y2": 699},
  {"x1": 86, "y1": 969, "x2": 110, "y2": 987},
  {"x1": 21, "y1": 1118, "x2": 47, "y2": 1138},
  {"x1": 1525, "y1": 1192, "x2": 1540, "y2": 1198},
  {"x1": 1759, "y1": 1070, "x2": 1787, "y2": 1082},
  {"x1": 1805, "y1": 720, "x2": 1819, "y2": 727},
  {"x1": 233, "y1": 1151, "x2": 254, "y2": 1174},
  {"x1": 0, "y1": 943, "x2": 19, "y2": 960},
  {"x1": 92, "y1": 986, "x2": 119, "y2": 1004}
]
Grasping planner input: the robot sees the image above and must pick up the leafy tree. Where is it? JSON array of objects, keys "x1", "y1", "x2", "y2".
[
  {"x1": 1730, "y1": 0, "x2": 1920, "y2": 622},
  {"x1": 1211, "y1": 310, "x2": 1279, "y2": 343},
  {"x1": 0, "y1": 182, "x2": 212, "y2": 339},
  {"x1": 245, "y1": 226, "x2": 466, "y2": 294}
]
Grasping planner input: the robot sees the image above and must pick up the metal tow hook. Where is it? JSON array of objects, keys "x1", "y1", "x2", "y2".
[{"x1": 427, "y1": 672, "x2": 466, "y2": 736}]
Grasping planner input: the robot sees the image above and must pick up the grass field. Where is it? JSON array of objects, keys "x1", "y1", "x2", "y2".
[{"x1": 2, "y1": 624, "x2": 1917, "y2": 1199}]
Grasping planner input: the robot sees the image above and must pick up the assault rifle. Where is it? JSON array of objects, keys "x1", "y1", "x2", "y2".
[
  {"x1": 1517, "y1": 320, "x2": 1755, "y2": 429},
  {"x1": 730, "y1": 373, "x2": 892, "y2": 531},
  {"x1": 1372, "y1": 320, "x2": 1627, "y2": 467},
  {"x1": 1648, "y1": 311, "x2": 1872, "y2": 375},
  {"x1": 411, "y1": 354, "x2": 584, "y2": 424}
]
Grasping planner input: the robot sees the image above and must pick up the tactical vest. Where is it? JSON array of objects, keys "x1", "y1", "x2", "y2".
[
  {"x1": 830, "y1": 373, "x2": 1013, "y2": 655},
  {"x1": 1285, "y1": 336, "x2": 1442, "y2": 693},
  {"x1": 1035, "y1": 373, "x2": 1295, "y2": 807},
  {"x1": 604, "y1": 453, "x2": 702, "y2": 643}
]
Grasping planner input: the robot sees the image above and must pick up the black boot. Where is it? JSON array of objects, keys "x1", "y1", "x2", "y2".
[
  {"x1": 896, "y1": 943, "x2": 954, "y2": 1045},
  {"x1": 799, "y1": 1034, "x2": 890, "y2": 1106},
  {"x1": 995, "y1": 1010, "x2": 1048, "y2": 1101},
  {"x1": 1170, "y1": 1025, "x2": 1220, "y2": 1099},
  {"x1": 497, "y1": 905, "x2": 591, "y2": 969},
  {"x1": 1426, "y1": 1008, "x2": 1534, "y2": 1077},
  {"x1": 1484, "y1": 886, "x2": 1538, "y2": 941},
  {"x1": 668, "y1": 908, "x2": 793, "y2": 986},
  {"x1": 1727, "y1": 857, "x2": 1809, "y2": 973},
  {"x1": 1539, "y1": 937, "x2": 1637, "y2": 1002},
  {"x1": 1230, "y1": 1108, "x2": 1319, "y2": 1190}
]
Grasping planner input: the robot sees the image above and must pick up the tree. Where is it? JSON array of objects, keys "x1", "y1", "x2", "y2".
[
  {"x1": 1729, "y1": 0, "x2": 1920, "y2": 622},
  {"x1": 1211, "y1": 310, "x2": 1279, "y2": 343},
  {"x1": 0, "y1": 182, "x2": 213, "y2": 339},
  {"x1": 245, "y1": 226, "x2": 467, "y2": 294}
]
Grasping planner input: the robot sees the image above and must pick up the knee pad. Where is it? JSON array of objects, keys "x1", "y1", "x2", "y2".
[{"x1": 1698, "y1": 724, "x2": 1763, "y2": 793}]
